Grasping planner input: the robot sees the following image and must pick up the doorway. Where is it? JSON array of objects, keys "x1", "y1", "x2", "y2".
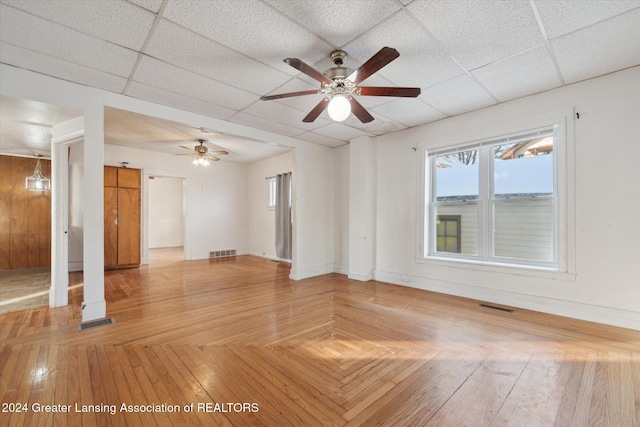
[{"x1": 147, "y1": 175, "x2": 185, "y2": 266}]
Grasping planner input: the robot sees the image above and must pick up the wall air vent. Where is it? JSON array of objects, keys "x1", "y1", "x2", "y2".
[
  {"x1": 209, "y1": 249, "x2": 237, "y2": 259},
  {"x1": 479, "y1": 303, "x2": 514, "y2": 313}
]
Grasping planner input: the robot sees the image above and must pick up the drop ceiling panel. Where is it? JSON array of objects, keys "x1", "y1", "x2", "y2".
[
  {"x1": 146, "y1": 20, "x2": 290, "y2": 96},
  {"x1": 341, "y1": 114, "x2": 408, "y2": 136},
  {"x1": 0, "y1": 43, "x2": 128, "y2": 93},
  {"x1": 343, "y1": 10, "x2": 464, "y2": 88},
  {"x1": 162, "y1": 0, "x2": 332, "y2": 76},
  {"x1": 407, "y1": 0, "x2": 544, "y2": 70},
  {"x1": 551, "y1": 9, "x2": 640, "y2": 84},
  {"x1": 125, "y1": 82, "x2": 238, "y2": 121},
  {"x1": 535, "y1": 0, "x2": 640, "y2": 39},
  {"x1": 229, "y1": 111, "x2": 308, "y2": 138},
  {"x1": 242, "y1": 100, "x2": 328, "y2": 132},
  {"x1": 311, "y1": 122, "x2": 372, "y2": 141},
  {"x1": 0, "y1": 4, "x2": 138, "y2": 77},
  {"x1": 371, "y1": 99, "x2": 447, "y2": 128},
  {"x1": 422, "y1": 74, "x2": 497, "y2": 116},
  {"x1": 264, "y1": 0, "x2": 401, "y2": 47},
  {"x1": 133, "y1": 56, "x2": 258, "y2": 111},
  {"x1": 2, "y1": 0, "x2": 156, "y2": 50},
  {"x1": 472, "y1": 46, "x2": 562, "y2": 102},
  {"x1": 295, "y1": 131, "x2": 345, "y2": 148}
]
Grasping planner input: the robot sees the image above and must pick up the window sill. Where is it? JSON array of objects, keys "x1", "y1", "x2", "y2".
[{"x1": 417, "y1": 255, "x2": 576, "y2": 281}]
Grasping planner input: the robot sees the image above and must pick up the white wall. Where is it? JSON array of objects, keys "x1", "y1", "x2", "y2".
[
  {"x1": 369, "y1": 66, "x2": 640, "y2": 330},
  {"x1": 333, "y1": 144, "x2": 349, "y2": 274},
  {"x1": 148, "y1": 176, "x2": 183, "y2": 248},
  {"x1": 290, "y1": 142, "x2": 335, "y2": 280},
  {"x1": 247, "y1": 151, "x2": 293, "y2": 260},
  {"x1": 103, "y1": 144, "x2": 248, "y2": 263},
  {"x1": 68, "y1": 143, "x2": 248, "y2": 266}
]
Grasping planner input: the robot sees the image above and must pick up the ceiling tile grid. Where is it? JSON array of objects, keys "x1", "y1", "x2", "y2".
[
  {"x1": 161, "y1": 0, "x2": 333, "y2": 75},
  {"x1": 124, "y1": 81, "x2": 238, "y2": 121},
  {"x1": 0, "y1": 0, "x2": 639, "y2": 161},
  {"x1": 264, "y1": 0, "x2": 401, "y2": 47},
  {"x1": 0, "y1": 4, "x2": 139, "y2": 77},
  {"x1": 471, "y1": 45, "x2": 563, "y2": 102},
  {"x1": 144, "y1": 19, "x2": 291, "y2": 96},
  {"x1": 406, "y1": 0, "x2": 545, "y2": 71},
  {"x1": 132, "y1": 56, "x2": 257, "y2": 111},
  {"x1": 2, "y1": 0, "x2": 156, "y2": 51},
  {"x1": 0, "y1": 42, "x2": 129, "y2": 93},
  {"x1": 550, "y1": 8, "x2": 640, "y2": 84}
]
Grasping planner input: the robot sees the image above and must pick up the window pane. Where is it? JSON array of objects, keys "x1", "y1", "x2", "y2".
[
  {"x1": 434, "y1": 150, "x2": 479, "y2": 201},
  {"x1": 493, "y1": 199, "x2": 553, "y2": 261},
  {"x1": 445, "y1": 221, "x2": 458, "y2": 236},
  {"x1": 493, "y1": 138, "x2": 553, "y2": 198},
  {"x1": 445, "y1": 237, "x2": 458, "y2": 252},
  {"x1": 435, "y1": 205, "x2": 478, "y2": 255}
]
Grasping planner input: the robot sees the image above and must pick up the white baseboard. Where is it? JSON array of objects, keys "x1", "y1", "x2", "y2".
[
  {"x1": 374, "y1": 270, "x2": 640, "y2": 331},
  {"x1": 290, "y1": 263, "x2": 334, "y2": 280},
  {"x1": 68, "y1": 261, "x2": 83, "y2": 272}
]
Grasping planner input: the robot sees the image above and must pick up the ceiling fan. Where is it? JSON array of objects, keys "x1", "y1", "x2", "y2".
[
  {"x1": 261, "y1": 47, "x2": 421, "y2": 123},
  {"x1": 178, "y1": 139, "x2": 228, "y2": 166}
]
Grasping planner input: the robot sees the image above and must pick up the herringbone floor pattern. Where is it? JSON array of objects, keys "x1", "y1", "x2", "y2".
[{"x1": 1, "y1": 253, "x2": 639, "y2": 426}]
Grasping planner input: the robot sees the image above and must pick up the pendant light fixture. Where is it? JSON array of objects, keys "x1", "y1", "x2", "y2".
[{"x1": 25, "y1": 155, "x2": 50, "y2": 191}]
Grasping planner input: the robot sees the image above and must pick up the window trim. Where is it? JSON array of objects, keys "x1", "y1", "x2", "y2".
[
  {"x1": 268, "y1": 177, "x2": 277, "y2": 209},
  {"x1": 417, "y1": 108, "x2": 575, "y2": 277}
]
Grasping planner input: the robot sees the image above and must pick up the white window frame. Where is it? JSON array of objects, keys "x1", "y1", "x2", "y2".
[
  {"x1": 418, "y1": 109, "x2": 575, "y2": 277},
  {"x1": 268, "y1": 177, "x2": 277, "y2": 209}
]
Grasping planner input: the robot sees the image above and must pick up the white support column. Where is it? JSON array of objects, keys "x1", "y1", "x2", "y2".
[
  {"x1": 50, "y1": 117, "x2": 84, "y2": 308},
  {"x1": 348, "y1": 136, "x2": 376, "y2": 281},
  {"x1": 81, "y1": 106, "x2": 105, "y2": 322}
]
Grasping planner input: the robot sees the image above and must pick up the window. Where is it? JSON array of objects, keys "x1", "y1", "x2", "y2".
[
  {"x1": 436, "y1": 215, "x2": 461, "y2": 253},
  {"x1": 268, "y1": 177, "x2": 277, "y2": 208},
  {"x1": 426, "y1": 125, "x2": 559, "y2": 269}
]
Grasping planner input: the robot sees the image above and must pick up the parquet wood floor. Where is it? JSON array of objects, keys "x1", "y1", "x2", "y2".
[{"x1": 1, "y1": 255, "x2": 638, "y2": 426}]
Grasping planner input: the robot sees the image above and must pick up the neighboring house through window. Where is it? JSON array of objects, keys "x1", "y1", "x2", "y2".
[{"x1": 425, "y1": 125, "x2": 560, "y2": 269}]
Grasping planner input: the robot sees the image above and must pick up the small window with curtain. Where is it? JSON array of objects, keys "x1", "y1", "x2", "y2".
[{"x1": 268, "y1": 177, "x2": 277, "y2": 208}]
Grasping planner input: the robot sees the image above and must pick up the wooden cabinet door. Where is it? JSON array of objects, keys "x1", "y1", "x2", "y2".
[
  {"x1": 104, "y1": 186, "x2": 118, "y2": 268},
  {"x1": 118, "y1": 168, "x2": 140, "y2": 189},
  {"x1": 117, "y1": 187, "x2": 140, "y2": 266}
]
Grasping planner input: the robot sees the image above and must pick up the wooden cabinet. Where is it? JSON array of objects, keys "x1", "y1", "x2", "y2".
[{"x1": 104, "y1": 166, "x2": 141, "y2": 269}]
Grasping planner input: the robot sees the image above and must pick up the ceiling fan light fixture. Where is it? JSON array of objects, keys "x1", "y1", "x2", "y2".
[
  {"x1": 192, "y1": 155, "x2": 210, "y2": 166},
  {"x1": 327, "y1": 94, "x2": 351, "y2": 122}
]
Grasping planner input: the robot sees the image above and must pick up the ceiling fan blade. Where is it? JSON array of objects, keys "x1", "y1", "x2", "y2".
[
  {"x1": 210, "y1": 150, "x2": 229, "y2": 156},
  {"x1": 205, "y1": 155, "x2": 220, "y2": 161},
  {"x1": 284, "y1": 58, "x2": 333, "y2": 84},
  {"x1": 359, "y1": 86, "x2": 421, "y2": 97},
  {"x1": 354, "y1": 47, "x2": 399, "y2": 84},
  {"x1": 302, "y1": 98, "x2": 329, "y2": 123},
  {"x1": 179, "y1": 145, "x2": 197, "y2": 153},
  {"x1": 349, "y1": 97, "x2": 374, "y2": 123},
  {"x1": 260, "y1": 89, "x2": 320, "y2": 101}
]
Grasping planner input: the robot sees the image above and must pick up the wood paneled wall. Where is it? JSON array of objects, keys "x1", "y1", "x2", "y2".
[{"x1": 0, "y1": 155, "x2": 51, "y2": 270}]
